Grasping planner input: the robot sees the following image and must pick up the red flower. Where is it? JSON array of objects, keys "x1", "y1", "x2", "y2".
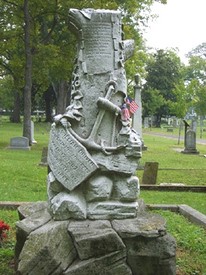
[{"x1": 0, "y1": 220, "x2": 10, "y2": 242}]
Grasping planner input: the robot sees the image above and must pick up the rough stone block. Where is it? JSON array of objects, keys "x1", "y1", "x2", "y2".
[
  {"x1": 15, "y1": 206, "x2": 51, "y2": 259},
  {"x1": 85, "y1": 175, "x2": 113, "y2": 202},
  {"x1": 17, "y1": 201, "x2": 48, "y2": 220},
  {"x1": 112, "y1": 175, "x2": 139, "y2": 201},
  {"x1": 125, "y1": 234, "x2": 176, "y2": 275},
  {"x1": 49, "y1": 190, "x2": 87, "y2": 220},
  {"x1": 87, "y1": 201, "x2": 138, "y2": 219},
  {"x1": 18, "y1": 220, "x2": 76, "y2": 274},
  {"x1": 112, "y1": 212, "x2": 167, "y2": 238},
  {"x1": 68, "y1": 220, "x2": 125, "y2": 260},
  {"x1": 64, "y1": 251, "x2": 131, "y2": 275}
]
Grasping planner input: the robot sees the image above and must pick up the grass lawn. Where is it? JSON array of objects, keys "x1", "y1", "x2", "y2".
[{"x1": 0, "y1": 120, "x2": 205, "y2": 274}]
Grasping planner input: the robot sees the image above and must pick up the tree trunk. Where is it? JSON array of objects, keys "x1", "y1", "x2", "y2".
[
  {"x1": 22, "y1": 0, "x2": 32, "y2": 145},
  {"x1": 53, "y1": 80, "x2": 68, "y2": 115},
  {"x1": 10, "y1": 89, "x2": 21, "y2": 123},
  {"x1": 44, "y1": 86, "x2": 55, "y2": 122}
]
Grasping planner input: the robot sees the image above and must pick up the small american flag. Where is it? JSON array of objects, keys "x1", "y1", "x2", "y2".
[
  {"x1": 121, "y1": 103, "x2": 130, "y2": 121},
  {"x1": 126, "y1": 96, "x2": 138, "y2": 115}
]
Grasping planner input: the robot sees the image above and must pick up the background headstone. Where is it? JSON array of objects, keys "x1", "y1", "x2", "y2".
[
  {"x1": 181, "y1": 129, "x2": 199, "y2": 154},
  {"x1": 142, "y1": 162, "x2": 159, "y2": 185},
  {"x1": 9, "y1": 137, "x2": 30, "y2": 150},
  {"x1": 31, "y1": 121, "x2": 37, "y2": 144},
  {"x1": 39, "y1": 147, "x2": 48, "y2": 166}
]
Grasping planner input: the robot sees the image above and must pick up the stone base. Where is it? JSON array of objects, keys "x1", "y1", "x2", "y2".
[
  {"x1": 15, "y1": 201, "x2": 176, "y2": 275},
  {"x1": 181, "y1": 149, "x2": 199, "y2": 154}
]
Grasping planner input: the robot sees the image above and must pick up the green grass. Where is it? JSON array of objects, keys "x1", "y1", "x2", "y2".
[
  {"x1": 0, "y1": 121, "x2": 206, "y2": 274},
  {"x1": 138, "y1": 132, "x2": 206, "y2": 186},
  {"x1": 0, "y1": 121, "x2": 49, "y2": 202},
  {"x1": 153, "y1": 210, "x2": 206, "y2": 275},
  {"x1": 141, "y1": 191, "x2": 206, "y2": 215}
]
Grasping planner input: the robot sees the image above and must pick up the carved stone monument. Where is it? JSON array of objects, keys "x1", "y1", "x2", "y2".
[
  {"x1": 15, "y1": 9, "x2": 176, "y2": 275},
  {"x1": 47, "y1": 8, "x2": 142, "y2": 220}
]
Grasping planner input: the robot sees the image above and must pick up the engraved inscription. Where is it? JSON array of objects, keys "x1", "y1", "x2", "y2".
[
  {"x1": 48, "y1": 126, "x2": 98, "y2": 191},
  {"x1": 83, "y1": 22, "x2": 113, "y2": 73}
]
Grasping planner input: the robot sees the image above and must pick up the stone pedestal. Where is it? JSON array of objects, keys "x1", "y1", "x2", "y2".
[
  {"x1": 181, "y1": 129, "x2": 199, "y2": 154},
  {"x1": 15, "y1": 202, "x2": 176, "y2": 275}
]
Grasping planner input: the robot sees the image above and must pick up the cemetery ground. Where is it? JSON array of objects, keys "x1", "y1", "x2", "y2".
[{"x1": 0, "y1": 119, "x2": 205, "y2": 274}]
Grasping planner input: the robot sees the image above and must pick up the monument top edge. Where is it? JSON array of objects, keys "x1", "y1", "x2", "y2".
[{"x1": 69, "y1": 8, "x2": 121, "y2": 14}]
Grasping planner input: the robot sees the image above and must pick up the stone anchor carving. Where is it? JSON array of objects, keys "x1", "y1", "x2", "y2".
[{"x1": 47, "y1": 8, "x2": 142, "y2": 220}]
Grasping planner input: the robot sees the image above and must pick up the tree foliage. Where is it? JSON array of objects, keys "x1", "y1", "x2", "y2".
[
  {"x1": 142, "y1": 49, "x2": 182, "y2": 125},
  {"x1": 0, "y1": 0, "x2": 167, "y2": 140},
  {"x1": 185, "y1": 42, "x2": 206, "y2": 116}
]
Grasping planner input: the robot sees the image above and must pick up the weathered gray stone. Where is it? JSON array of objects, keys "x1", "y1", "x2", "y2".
[
  {"x1": 182, "y1": 129, "x2": 199, "y2": 154},
  {"x1": 47, "y1": 172, "x2": 66, "y2": 200},
  {"x1": 112, "y1": 175, "x2": 139, "y2": 202},
  {"x1": 112, "y1": 213, "x2": 176, "y2": 275},
  {"x1": 16, "y1": 206, "x2": 51, "y2": 236},
  {"x1": 31, "y1": 120, "x2": 37, "y2": 144},
  {"x1": 48, "y1": 126, "x2": 98, "y2": 191},
  {"x1": 111, "y1": 212, "x2": 167, "y2": 238},
  {"x1": 39, "y1": 146, "x2": 48, "y2": 166},
  {"x1": 17, "y1": 201, "x2": 48, "y2": 220},
  {"x1": 15, "y1": 204, "x2": 52, "y2": 260},
  {"x1": 68, "y1": 220, "x2": 125, "y2": 260},
  {"x1": 85, "y1": 175, "x2": 113, "y2": 202},
  {"x1": 64, "y1": 251, "x2": 131, "y2": 275},
  {"x1": 142, "y1": 161, "x2": 159, "y2": 185},
  {"x1": 179, "y1": 204, "x2": 206, "y2": 228},
  {"x1": 46, "y1": 8, "x2": 142, "y2": 220},
  {"x1": 91, "y1": 150, "x2": 140, "y2": 175},
  {"x1": 18, "y1": 220, "x2": 76, "y2": 274},
  {"x1": 9, "y1": 136, "x2": 30, "y2": 150},
  {"x1": 125, "y1": 234, "x2": 176, "y2": 275},
  {"x1": 49, "y1": 190, "x2": 87, "y2": 220},
  {"x1": 87, "y1": 201, "x2": 138, "y2": 219},
  {"x1": 15, "y1": 202, "x2": 176, "y2": 275}
]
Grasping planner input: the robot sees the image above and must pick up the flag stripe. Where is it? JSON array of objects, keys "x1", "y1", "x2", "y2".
[{"x1": 126, "y1": 97, "x2": 138, "y2": 114}]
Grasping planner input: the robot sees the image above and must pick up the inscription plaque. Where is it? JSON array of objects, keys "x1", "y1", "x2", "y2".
[
  {"x1": 48, "y1": 126, "x2": 98, "y2": 191},
  {"x1": 83, "y1": 22, "x2": 113, "y2": 73}
]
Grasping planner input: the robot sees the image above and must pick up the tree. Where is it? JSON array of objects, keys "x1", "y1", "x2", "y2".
[
  {"x1": 23, "y1": 0, "x2": 32, "y2": 143},
  {"x1": 0, "y1": 0, "x2": 167, "y2": 137},
  {"x1": 185, "y1": 42, "x2": 206, "y2": 117},
  {"x1": 0, "y1": 0, "x2": 25, "y2": 122},
  {"x1": 142, "y1": 49, "x2": 182, "y2": 126},
  {"x1": 168, "y1": 81, "x2": 191, "y2": 119}
]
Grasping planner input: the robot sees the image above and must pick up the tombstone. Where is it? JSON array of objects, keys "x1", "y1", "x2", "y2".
[
  {"x1": 181, "y1": 129, "x2": 199, "y2": 154},
  {"x1": 191, "y1": 118, "x2": 197, "y2": 132},
  {"x1": 172, "y1": 117, "x2": 178, "y2": 128},
  {"x1": 168, "y1": 117, "x2": 171, "y2": 126},
  {"x1": 46, "y1": 8, "x2": 142, "y2": 220},
  {"x1": 8, "y1": 137, "x2": 30, "y2": 150},
  {"x1": 132, "y1": 75, "x2": 142, "y2": 138},
  {"x1": 31, "y1": 121, "x2": 37, "y2": 144},
  {"x1": 132, "y1": 75, "x2": 147, "y2": 150},
  {"x1": 142, "y1": 162, "x2": 159, "y2": 185},
  {"x1": 144, "y1": 117, "x2": 149, "y2": 128},
  {"x1": 15, "y1": 8, "x2": 176, "y2": 275},
  {"x1": 39, "y1": 147, "x2": 48, "y2": 166}
]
